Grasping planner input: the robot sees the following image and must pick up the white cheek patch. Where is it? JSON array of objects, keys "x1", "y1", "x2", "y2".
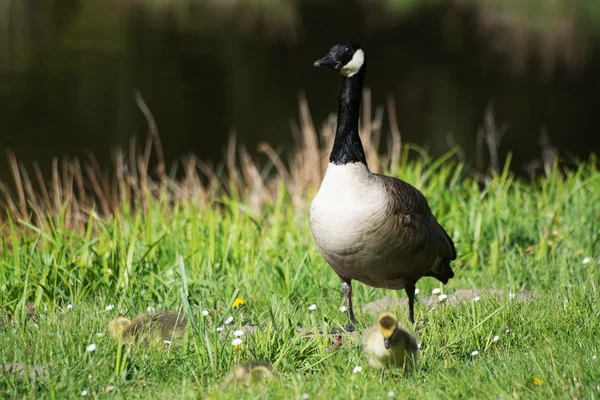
[{"x1": 341, "y1": 49, "x2": 365, "y2": 77}]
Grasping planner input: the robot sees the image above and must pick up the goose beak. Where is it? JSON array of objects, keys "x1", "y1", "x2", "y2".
[
  {"x1": 383, "y1": 338, "x2": 391, "y2": 349},
  {"x1": 313, "y1": 52, "x2": 337, "y2": 68}
]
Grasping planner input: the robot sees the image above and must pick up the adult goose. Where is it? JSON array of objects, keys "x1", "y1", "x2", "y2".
[{"x1": 309, "y1": 42, "x2": 456, "y2": 327}]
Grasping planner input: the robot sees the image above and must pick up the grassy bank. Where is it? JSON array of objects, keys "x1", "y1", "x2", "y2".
[{"x1": 1, "y1": 117, "x2": 599, "y2": 397}]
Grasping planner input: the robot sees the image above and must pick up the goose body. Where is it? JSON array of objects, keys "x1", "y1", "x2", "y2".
[
  {"x1": 309, "y1": 42, "x2": 456, "y2": 325},
  {"x1": 310, "y1": 163, "x2": 447, "y2": 290}
]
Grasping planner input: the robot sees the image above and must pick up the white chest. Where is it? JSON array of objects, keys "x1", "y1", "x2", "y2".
[{"x1": 308, "y1": 163, "x2": 388, "y2": 256}]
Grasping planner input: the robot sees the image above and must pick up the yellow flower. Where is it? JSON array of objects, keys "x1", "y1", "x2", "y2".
[
  {"x1": 233, "y1": 297, "x2": 245, "y2": 308},
  {"x1": 532, "y1": 377, "x2": 543, "y2": 386}
]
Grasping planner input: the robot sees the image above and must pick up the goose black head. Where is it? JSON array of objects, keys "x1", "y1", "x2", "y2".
[{"x1": 313, "y1": 42, "x2": 365, "y2": 77}]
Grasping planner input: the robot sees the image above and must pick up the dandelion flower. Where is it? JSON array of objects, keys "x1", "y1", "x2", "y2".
[
  {"x1": 302, "y1": 394, "x2": 310, "y2": 399},
  {"x1": 66, "y1": 304, "x2": 73, "y2": 310},
  {"x1": 86, "y1": 343, "x2": 97, "y2": 353},
  {"x1": 340, "y1": 305, "x2": 348, "y2": 312},
  {"x1": 353, "y1": 365, "x2": 362, "y2": 374},
  {"x1": 471, "y1": 350, "x2": 479, "y2": 356},
  {"x1": 105, "y1": 304, "x2": 114, "y2": 311},
  {"x1": 232, "y1": 338, "x2": 242, "y2": 347},
  {"x1": 492, "y1": 335, "x2": 499, "y2": 343},
  {"x1": 387, "y1": 390, "x2": 395, "y2": 397},
  {"x1": 216, "y1": 326, "x2": 225, "y2": 332},
  {"x1": 202, "y1": 309, "x2": 209, "y2": 317},
  {"x1": 233, "y1": 330, "x2": 245, "y2": 337},
  {"x1": 472, "y1": 296, "x2": 480, "y2": 302},
  {"x1": 582, "y1": 257, "x2": 591, "y2": 264},
  {"x1": 532, "y1": 377, "x2": 543, "y2": 386},
  {"x1": 225, "y1": 316, "x2": 234, "y2": 325},
  {"x1": 146, "y1": 306, "x2": 156, "y2": 313},
  {"x1": 431, "y1": 288, "x2": 441, "y2": 295},
  {"x1": 233, "y1": 297, "x2": 245, "y2": 308},
  {"x1": 81, "y1": 390, "x2": 88, "y2": 396},
  {"x1": 308, "y1": 304, "x2": 317, "y2": 311},
  {"x1": 414, "y1": 288, "x2": 419, "y2": 295}
]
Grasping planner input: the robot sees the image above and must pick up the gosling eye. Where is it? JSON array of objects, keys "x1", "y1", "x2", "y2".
[{"x1": 345, "y1": 47, "x2": 350, "y2": 53}]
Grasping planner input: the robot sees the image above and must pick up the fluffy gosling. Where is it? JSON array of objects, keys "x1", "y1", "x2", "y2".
[
  {"x1": 362, "y1": 313, "x2": 418, "y2": 370},
  {"x1": 108, "y1": 311, "x2": 187, "y2": 347},
  {"x1": 224, "y1": 361, "x2": 276, "y2": 387}
]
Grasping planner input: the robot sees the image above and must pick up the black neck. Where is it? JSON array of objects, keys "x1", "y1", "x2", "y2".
[{"x1": 329, "y1": 65, "x2": 367, "y2": 166}]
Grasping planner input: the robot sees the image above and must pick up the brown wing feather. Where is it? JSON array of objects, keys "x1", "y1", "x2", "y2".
[{"x1": 378, "y1": 174, "x2": 456, "y2": 262}]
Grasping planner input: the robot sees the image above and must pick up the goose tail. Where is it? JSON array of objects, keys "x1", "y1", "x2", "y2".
[{"x1": 426, "y1": 259, "x2": 454, "y2": 284}]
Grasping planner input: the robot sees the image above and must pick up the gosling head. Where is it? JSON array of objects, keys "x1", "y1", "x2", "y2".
[
  {"x1": 377, "y1": 313, "x2": 399, "y2": 350},
  {"x1": 108, "y1": 314, "x2": 132, "y2": 340},
  {"x1": 313, "y1": 42, "x2": 365, "y2": 77}
]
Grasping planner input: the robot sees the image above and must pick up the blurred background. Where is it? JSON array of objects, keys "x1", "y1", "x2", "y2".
[{"x1": 1, "y1": 0, "x2": 599, "y2": 183}]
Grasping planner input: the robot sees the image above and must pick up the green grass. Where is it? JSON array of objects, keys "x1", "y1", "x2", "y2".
[{"x1": 1, "y1": 151, "x2": 599, "y2": 399}]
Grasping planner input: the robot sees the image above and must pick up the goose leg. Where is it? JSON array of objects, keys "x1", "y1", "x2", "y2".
[
  {"x1": 405, "y1": 284, "x2": 416, "y2": 323},
  {"x1": 341, "y1": 280, "x2": 357, "y2": 331}
]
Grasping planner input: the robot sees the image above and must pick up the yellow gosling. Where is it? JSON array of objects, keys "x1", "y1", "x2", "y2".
[
  {"x1": 108, "y1": 311, "x2": 187, "y2": 347},
  {"x1": 361, "y1": 313, "x2": 418, "y2": 371},
  {"x1": 224, "y1": 361, "x2": 276, "y2": 387}
]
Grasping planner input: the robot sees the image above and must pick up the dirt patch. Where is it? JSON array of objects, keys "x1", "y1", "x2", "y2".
[{"x1": 362, "y1": 289, "x2": 533, "y2": 317}]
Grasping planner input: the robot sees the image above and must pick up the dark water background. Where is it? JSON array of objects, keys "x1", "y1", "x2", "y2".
[{"x1": 1, "y1": 0, "x2": 599, "y2": 186}]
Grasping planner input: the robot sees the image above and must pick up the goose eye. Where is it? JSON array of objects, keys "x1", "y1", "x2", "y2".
[{"x1": 345, "y1": 47, "x2": 350, "y2": 53}]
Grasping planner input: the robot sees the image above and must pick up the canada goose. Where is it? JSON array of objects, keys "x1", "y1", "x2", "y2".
[
  {"x1": 309, "y1": 42, "x2": 456, "y2": 326},
  {"x1": 108, "y1": 311, "x2": 187, "y2": 346},
  {"x1": 362, "y1": 313, "x2": 418, "y2": 370},
  {"x1": 224, "y1": 360, "x2": 276, "y2": 387}
]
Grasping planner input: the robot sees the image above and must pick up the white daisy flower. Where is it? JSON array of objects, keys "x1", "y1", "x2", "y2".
[
  {"x1": 164, "y1": 340, "x2": 172, "y2": 346},
  {"x1": 146, "y1": 306, "x2": 156, "y2": 313},
  {"x1": 96, "y1": 332, "x2": 104, "y2": 337},
  {"x1": 232, "y1": 338, "x2": 242, "y2": 347},
  {"x1": 105, "y1": 304, "x2": 114, "y2": 311},
  {"x1": 225, "y1": 316, "x2": 234, "y2": 325},
  {"x1": 431, "y1": 288, "x2": 441, "y2": 295},
  {"x1": 438, "y1": 294, "x2": 448, "y2": 302},
  {"x1": 417, "y1": 343, "x2": 421, "y2": 349},
  {"x1": 202, "y1": 309, "x2": 209, "y2": 317},
  {"x1": 472, "y1": 296, "x2": 480, "y2": 302},
  {"x1": 81, "y1": 390, "x2": 88, "y2": 396},
  {"x1": 308, "y1": 304, "x2": 317, "y2": 311},
  {"x1": 216, "y1": 326, "x2": 225, "y2": 332},
  {"x1": 233, "y1": 330, "x2": 245, "y2": 337},
  {"x1": 508, "y1": 292, "x2": 515, "y2": 299},
  {"x1": 340, "y1": 305, "x2": 348, "y2": 312},
  {"x1": 353, "y1": 365, "x2": 362, "y2": 374},
  {"x1": 387, "y1": 390, "x2": 395, "y2": 397},
  {"x1": 492, "y1": 335, "x2": 499, "y2": 343},
  {"x1": 66, "y1": 304, "x2": 73, "y2": 310},
  {"x1": 302, "y1": 394, "x2": 310, "y2": 399},
  {"x1": 582, "y1": 257, "x2": 591, "y2": 264},
  {"x1": 86, "y1": 343, "x2": 96, "y2": 353},
  {"x1": 414, "y1": 288, "x2": 420, "y2": 295},
  {"x1": 471, "y1": 350, "x2": 479, "y2": 356}
]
